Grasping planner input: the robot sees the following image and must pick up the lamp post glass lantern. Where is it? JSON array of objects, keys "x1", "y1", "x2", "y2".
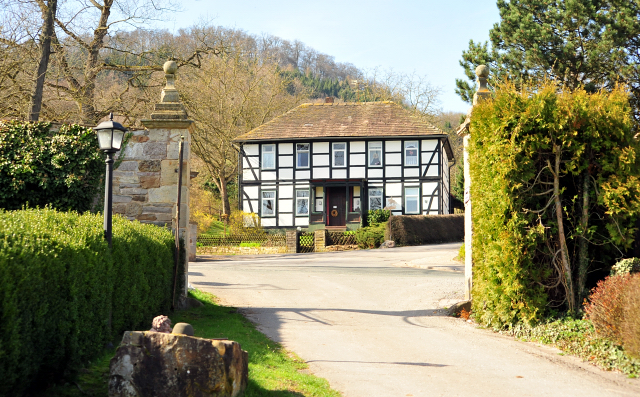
[{"x1": 94, "y1": 113, "x2": 127, "y2": 247}]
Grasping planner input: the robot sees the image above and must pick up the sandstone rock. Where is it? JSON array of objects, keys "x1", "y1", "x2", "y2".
[
  {"x1": 142, "y1": 142, "x2": 167, "y2": 159},
  {"x1": 139, "y1": 160, "x2": 161, "y2": 172},
  {"x1": 140, "y1": 175, "x2": 160, "y2": 189},
  {"x1": 447, "y1": 300, "x2": 472, "y2": 317},
  {"x1": 379, "y1": 240, "x2": 396, "y2": 249},
  {"x1": 108, "y1": 331, "x2": 248, "y2": 397}
]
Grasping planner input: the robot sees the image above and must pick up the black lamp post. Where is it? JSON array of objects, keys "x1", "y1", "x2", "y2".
[{"x1": 94, "y1": 113, "x2": 127, "y2": 248}]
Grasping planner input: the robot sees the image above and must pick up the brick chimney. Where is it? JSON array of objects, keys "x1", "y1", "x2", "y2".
[{"x1": 325, "y1": 96, "x2": 334, "y2": 104}]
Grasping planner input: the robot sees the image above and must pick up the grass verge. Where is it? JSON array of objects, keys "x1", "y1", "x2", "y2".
[
  {"x1": 501, "y1": 317, "x2": 640, "y2": 377},
  {"x1": 35, "y1": 289, "x2": 341, "y2": 397}
]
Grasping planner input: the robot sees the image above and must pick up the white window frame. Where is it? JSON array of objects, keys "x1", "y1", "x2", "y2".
[
  {"x1": 296, "y1": 190, "x2": 310, "y2": 216},
  {"x1": 261, "y1": 190, "x2": 276, "y2": 217},
  {"x1": 296, "y1": 143, "x2": 310, "y2": 169},
  {"x1": 261, "y1": 144, "x2": 276, "y2": 170},
  {"x1": 369, "y1": 188, "x2": 383, "y2": 211},
  {"x1": 404, "y1": 187, "x2": 420, "y2": 214},
  {"x1": 368, "y1": 141, "x2": 383, "y2": 167},
  {"x1": 332, "y1": 142, "x2": 347, "y2": 168},
  {"x1": 404, "y1": 141, "x2": 419, "y2": 166}
]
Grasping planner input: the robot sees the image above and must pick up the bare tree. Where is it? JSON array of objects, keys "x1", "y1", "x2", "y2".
[
  {"x1": 28, "y1": 0, "x2": 57, "y2": 121},
  {"x1": 181, "y1": 50, "x2": 306, "y2": 219}
]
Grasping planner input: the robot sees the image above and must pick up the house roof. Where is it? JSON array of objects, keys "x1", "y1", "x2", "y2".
[{"x1": 235, "y1": 101, "x2": 446, "y2": 142}]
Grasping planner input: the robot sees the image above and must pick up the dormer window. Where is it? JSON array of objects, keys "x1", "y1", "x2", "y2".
[{"x1": 296, "y1": 143, "x2": 309, "y2": 168}]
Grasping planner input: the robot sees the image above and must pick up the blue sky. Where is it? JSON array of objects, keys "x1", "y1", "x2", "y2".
[{"x1": 169, "y1": 1, "x2": 501, "y2": 113}]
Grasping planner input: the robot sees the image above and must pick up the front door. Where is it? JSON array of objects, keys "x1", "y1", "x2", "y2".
[{"x1": 326, "y1": 187, "x2": 346, "y2": 226}]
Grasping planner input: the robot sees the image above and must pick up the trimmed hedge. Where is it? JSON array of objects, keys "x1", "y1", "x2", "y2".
[
  {"x1": 386, "y1": 214, "x2": 464, "y2": 246},
  {"x1": 0, "y1": 121, "x2": 104, "y2": 212},
  {"x1": 0, "y1": 208, "x2": 177, "y2": 396}
]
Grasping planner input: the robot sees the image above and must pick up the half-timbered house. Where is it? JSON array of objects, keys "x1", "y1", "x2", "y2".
[{"x1": 234, "y1": 100, "x2": 455, "y2": 230}]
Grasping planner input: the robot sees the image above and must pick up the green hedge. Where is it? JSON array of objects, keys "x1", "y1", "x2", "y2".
[
  {"x1": 386, "y1": 214, "x2": 464, "y2": 246},
  {"x1": 0, "y1": 208, "x2": 177, "y2": 395},
  {"x1": 0, "y1": 121, "x2": 104, "y2": 212},
  {"x1": 469, "y1": 83, "x2": 640, "y2": 328}
]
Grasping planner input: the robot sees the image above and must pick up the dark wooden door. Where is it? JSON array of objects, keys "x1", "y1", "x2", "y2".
[{"x1": 327, "y1": 187, "x2": 346, "y2": 226}]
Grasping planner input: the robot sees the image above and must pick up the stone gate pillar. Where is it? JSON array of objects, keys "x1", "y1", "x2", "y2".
[
  {"x1": 457, "y1": 65, "x2": 490, "y2": 301},
  {"x1": 112, "y1": 60, "x2": 192, "y2": 294}
]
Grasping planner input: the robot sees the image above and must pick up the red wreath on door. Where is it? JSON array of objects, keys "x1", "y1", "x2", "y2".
[{"x1": 330, "y1": 209, "x2": 338, "y2": 217}]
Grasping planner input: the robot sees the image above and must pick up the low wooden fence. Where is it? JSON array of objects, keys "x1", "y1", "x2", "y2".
[
  {"x1": 196, "y1": 229, "x2": 360, "y2": 255},
  {"x1": 197, "y1": 231, "x2": 287, "y2": 255}
]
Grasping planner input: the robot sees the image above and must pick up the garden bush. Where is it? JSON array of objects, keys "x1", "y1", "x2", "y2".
[
  {"x1": 621, "y1": 275, "x2": 640, "y2": 357},
  {"x1": 386, "y1": 214, "x2": 463, "y2": 246},
  {"x1": 355, "y1": 222, "x2": 387, "y2": 249},
  {"x1": 0, "y1": 208, "x2": 177, "y2": 396},
  {"x1": 367, "y1": 209, "x2": 391, "y2": 224},
  {"x1": 0, "y1": 121, "x2": 104, "y2": 212},
  {"x1": 611, "y1": 258, "x2": 640, "y2": 276},
  {"x1": 469, "y1": 82, "x2": 640, "y2": 328},
  {"x1": 584, "y1": 274, "x2": 633, "y2": 344}
]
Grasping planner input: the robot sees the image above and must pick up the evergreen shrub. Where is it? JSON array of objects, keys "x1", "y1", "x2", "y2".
[
  {"x1": 355, "y1": 222, "x2": 387, "y2": 249},
  {"x1": 469, "y1": 83, "x2": 640, "y2": 328},
  {"x1": 367, "y1": 209, "x2": 391, "y2": 224},
  {"x1": 0, "y1": 208, "x2": 176, "y2": 396},
  {"x1": 0, "y1": 121, "x2": 104, "y2": 212},
  {"x1": 386, "y1": 214, "x2": 463, "y2": 246}
]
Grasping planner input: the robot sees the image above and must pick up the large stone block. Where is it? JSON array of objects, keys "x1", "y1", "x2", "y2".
[
  {"x1": 167, "y1": 141, "x2": 190, "y2": 160},
  {"x1": 148, "y1": 185, "x2": 177, "y2": 203},
  {"x1": 140, "y1": 175, "x2": 160, "y2": 189},
  {"x1": 116, "y1": 161, "x2": 139, "y2": 172},
  {"x1": 113, "y1": 195, "x2": 133, "y2": 203},
  {"x1": 139, "y1": 160, "x2": 161, "y2": 172},
  {"x1": 142, "y1": 142, "x2": 167, "y2": 159},
  {"x1": 142, "y1": 205, "x2": 173, "y2": 214},
  {"x1": 113, "y1": 171, "x2": 139, "y2": 184},
  {"x1": 125, "y1": 202, "x2": 143, "y2": 217},
  {"x1": 109, "y1": 331, "x2": 248, "y2": 397},
  {"x1": 161, "y1": 160, "x2": 189, "y2": 186},
  {"x1": 123, "y1": 143, "x2": 144, "y2": 159},
  {"x1": 148, "y1": 129, "x2": 170, "y2": 142}
]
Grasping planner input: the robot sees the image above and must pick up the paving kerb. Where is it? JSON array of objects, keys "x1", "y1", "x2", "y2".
[{"x1": 189, "y1": 244, "x2": 640, "y2": 397}]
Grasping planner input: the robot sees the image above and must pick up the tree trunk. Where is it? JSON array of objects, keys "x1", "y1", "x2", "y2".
[
  {"x1": 28, "y1": 0, "x2": 57, "y2": 121},
  {"x1": 80, "y1": 0, "x2": 113, "y2": 124},
  {"x1": 577, "y1": 170, "x2": 590, "y2": 303},
  {"x1": 219, "y1": 175, "x2": 231, "y2": 223},
  {"x1": 553, "y1": 145, "x2": 575, "y2": 313}
]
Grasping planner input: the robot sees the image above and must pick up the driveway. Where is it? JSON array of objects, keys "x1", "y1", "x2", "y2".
[{"x1": 188, "y1": 244, "x2": 640, "y2": 397}]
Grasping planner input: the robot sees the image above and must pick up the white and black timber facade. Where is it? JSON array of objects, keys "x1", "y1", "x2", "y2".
[{"x1": 234, "y1": 101, "x2": 455, "y2": 230}]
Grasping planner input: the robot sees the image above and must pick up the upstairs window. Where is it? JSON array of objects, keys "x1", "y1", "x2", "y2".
[
  {"x1": 296, "y1": 143, "x2": 309, "y2": 168},
  {"x1": 405, "y1": 187, "x2": 420, "y2": 214},
  {"x1": 261, "y1": 191, "x2": 276, "y2": 217},
  {"x1": 369, "y1": 188, "x2": 383, "y2": 210},
  {"x1": 296, "y1": 190, "x2": 310, "y2": 215},
  {"x1": 404, "y1": 141, "x2": 418, "y2": 166},
  {"x1": 262, "y1": 144, "x2": 275, "y2": 169},
  {"x1": 368, "y1": 141, "x2": 382, "y2": 167},
  {"x1": 333, "y1": 142, "x2": 346, "y2": 167}
]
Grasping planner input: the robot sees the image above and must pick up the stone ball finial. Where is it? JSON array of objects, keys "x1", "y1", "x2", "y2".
[
  {"x1": 476, "y1": 65, "x2": 489, "y2": 78},
  {"x1": 163, "y1": 60, "x2": 178, "y2": 75},
  {"x1": 150, "y1": 315, "x2": 172, "y2": 333}
]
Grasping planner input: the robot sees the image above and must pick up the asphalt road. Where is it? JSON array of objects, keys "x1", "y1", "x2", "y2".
[{"x1": 188, "y1": 244, "x2": 640, "y2": 397}]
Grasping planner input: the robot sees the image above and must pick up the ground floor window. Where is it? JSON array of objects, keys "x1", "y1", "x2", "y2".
[
  {"x1": 261, "y1": 191, "x2": 276, "y2": 217},
  {"x1": 296, "y1": 190, "x2": 310, "y2": 215},
  {"x1": 369, "y1": 188, "x2": 383, "y2": 210},
  {"x1": 405, "y1": 187, "x2": 420, "y2": 214}
]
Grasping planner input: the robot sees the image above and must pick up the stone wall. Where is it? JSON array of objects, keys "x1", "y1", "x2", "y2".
[{"x1": 112, "y1": 128, "x2": 190, "y2": 228}]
